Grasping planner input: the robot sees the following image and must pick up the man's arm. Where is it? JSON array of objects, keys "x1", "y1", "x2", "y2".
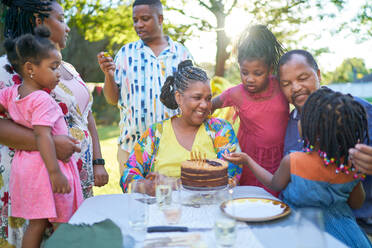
[
  {"x1": 97, "y1": 52, "x2": 119, "y2": 105},
  {"x1": 350, "y1": 97, "x2": 372, "y2": 175}
]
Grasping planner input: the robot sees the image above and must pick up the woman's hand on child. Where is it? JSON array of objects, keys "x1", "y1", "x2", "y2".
[
  {"x1": 222, "y1": 152, "x2": 250, "y2": 165},
  {"x1": 50, "y1": 171, "x2": 71, "y2": 194},
  {"x1": 54, "y1": 135, "x2": 81, "y2": 163},
  {"x1": 93, "y1": 165, "x2": 109, "y2": 187}
]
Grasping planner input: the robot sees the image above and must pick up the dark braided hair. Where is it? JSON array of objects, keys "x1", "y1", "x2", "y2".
[
  {"x1": 160, "y1": 60, "x2": 209, "y2": 110},
  {"x1": 301, "y1": 87, "x2": 369, "y2": 168},
  {"x1": 4, "y1": 26, "x2": 58, "y2": 76},
  {"x1": 2, "y1": 0, "x2": 54, "y2": 39},
  {"x1": 277, "y1": 49, "x2": 319, "y2": 81},
  {"x1": 237, "y1": 24, "x2": 285, "y2": 71}
]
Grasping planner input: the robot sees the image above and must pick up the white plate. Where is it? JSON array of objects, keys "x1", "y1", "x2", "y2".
[{"x1": 220, "y1": 197, "x2": 291, "y2": 222}]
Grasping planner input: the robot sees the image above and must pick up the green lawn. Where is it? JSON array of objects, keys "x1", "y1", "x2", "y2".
[
  {"x1": 364, "y1": 97, "x2": 372, "y2": 103},
  {"x1": 93, "y1": 125, "x2": 122, "y2": 195}
]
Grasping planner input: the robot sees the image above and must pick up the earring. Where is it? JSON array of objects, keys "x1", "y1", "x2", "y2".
[
  {"x1": 30, "y1": 73, "x2": 35, "y2": 79},
  {"x1": 177, "y1": 107, "x2": 182, "y2": 118},
  {"x1": 208, "y1": 110, "x2": 212, "y2": 119}
]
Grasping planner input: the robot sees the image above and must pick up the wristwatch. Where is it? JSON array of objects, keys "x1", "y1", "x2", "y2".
[{"x1": 93, "y1": 158, "x2": 105, "y2": 166}]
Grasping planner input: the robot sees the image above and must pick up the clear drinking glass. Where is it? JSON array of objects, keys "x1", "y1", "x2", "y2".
[
  {"x1": 156, "y1": 176, "x2": 183, "y2": 224},
  {"x1": 155, "y1": 175, "x2": 173, "y2": 208},
  {"x1": 295, "y1": 208, "x2": 327, "y2": 248},
  {"x1": 214, "y1": 188, "x2": 237, "y2": 247},
  {"x1": 126, "y1": 180, "x2": 149, "y2": 246}
]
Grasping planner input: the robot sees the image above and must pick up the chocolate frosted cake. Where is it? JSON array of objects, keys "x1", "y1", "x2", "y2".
[{"x1": 181, "y1": 158, "x2": 228, "y2": 188}]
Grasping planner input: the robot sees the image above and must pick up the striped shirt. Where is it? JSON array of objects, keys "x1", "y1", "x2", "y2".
[{"x1": 114, "y1": 37, "x2": 192, "y2": 151}]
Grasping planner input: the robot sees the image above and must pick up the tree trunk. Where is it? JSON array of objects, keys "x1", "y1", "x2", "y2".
[{"x1": 214, "y1": 12, "x2": 230, "y2": 77}]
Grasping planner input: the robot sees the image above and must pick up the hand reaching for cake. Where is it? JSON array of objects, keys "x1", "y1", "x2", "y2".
[{"x1": 222, "y1": 152, "x2": 251, "y2": 165}]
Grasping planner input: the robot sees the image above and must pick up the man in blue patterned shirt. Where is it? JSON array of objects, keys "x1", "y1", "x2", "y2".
[
  {"x1": 278, "y1": 49, "x2": 372, "y2": 235},
  {"x1": 98, "y1": 0, "x2": 192, "y2": 175}
]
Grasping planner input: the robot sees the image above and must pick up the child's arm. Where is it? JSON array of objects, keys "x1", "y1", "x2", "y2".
[
  {"x1": 34, "y1": 125, "x2": 71, "y2": 194},
  {"x1": 211, "y1": 95, "x2": 223, "y2": 113},
  {"x1": 87, "y1": 111, "x2": 109, "y2": 187},
  {"x1": 223, "y1": 152, "x2": 291, "y2": 192},
  {"x1": 0, "y1": 103, "x2": 5, "y2": 114},
  {"x1": 347, "y1": 181, "x2": 365, "y2": 209}
]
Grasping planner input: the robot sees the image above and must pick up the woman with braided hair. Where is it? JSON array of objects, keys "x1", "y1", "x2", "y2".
[
  {"x1": 224, "y1": 87, "x2": 372, "y2": 247},
  {"x1": 120, "y1": 60, "x2": 242, "y2": 195},
  {"x1": 0, "y1": 0, "x2": 108, "y2": 246}
]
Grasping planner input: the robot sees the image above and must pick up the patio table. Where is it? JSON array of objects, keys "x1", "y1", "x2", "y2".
[{"x1": 69, "y1": 186, "x2": 346, "y2": 247}]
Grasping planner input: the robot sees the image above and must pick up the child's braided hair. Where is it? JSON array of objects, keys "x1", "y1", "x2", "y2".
[
  {"x1": 237, "y1": 24, "x2": 285, "y2": 72},
  {"x1": 301, "y1": 87, "x2": 369, "y2": 166}
]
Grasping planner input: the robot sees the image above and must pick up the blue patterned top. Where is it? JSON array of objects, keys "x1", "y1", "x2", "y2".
[
  {"x1": 281, "y1": 152, "x2": 372, "y2": 248},
  {"x1": 114, "y1": 37, "x2": 192, "y2": 151}
]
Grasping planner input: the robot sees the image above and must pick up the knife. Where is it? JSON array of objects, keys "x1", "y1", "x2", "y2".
[{"x1": 147, "y1": 226, "x2": 212, "y2": 233}]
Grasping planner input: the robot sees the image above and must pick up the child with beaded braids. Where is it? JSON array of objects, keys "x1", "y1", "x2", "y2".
[
  {"x1": 0, "y1": 27, "x2": 83, "y2": 248},
  {"x1": 212, "y1": 25, "x2": 289, "y2": 196},
  {"x1": 224, "y1": 87, "x2": 372, "y2": 247}
]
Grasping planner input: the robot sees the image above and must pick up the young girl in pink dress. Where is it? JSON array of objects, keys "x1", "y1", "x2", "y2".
[
  {"x1": 0, "y1": 27, "x2": 83, "y2": 248},
  {"x1": 212, "y1": 25, "x2": 289, "y2": 196}
]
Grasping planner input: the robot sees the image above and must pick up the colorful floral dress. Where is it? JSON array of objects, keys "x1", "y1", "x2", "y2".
[
  {"x1": 0, "y1": 56, "x2": 95, "y2": 247},
  {"x1": 120, "y1": 117, "x2": 242, "y2": 192},
  {"x1": 53, "y1": 61, "x2": 95, "y2": 199}
]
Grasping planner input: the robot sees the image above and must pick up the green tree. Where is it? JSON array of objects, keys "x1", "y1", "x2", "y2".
[
  {"x1": 337, "y1": 2, "x2": 372, "y2": 41},
  {"x1": 168, "y1": 0, "x2": 348, "y2": 77},
  {"x1": 59, "y1": 0, "x2": 194, "y2": 81},
  {"x1": 61, "y1": 27, "x2": 109, "y2": 82},
  {"x1": 322, "y1": 57, "x2": 371, "y2": 84},
  {"x1": 61, "y1": 0, "x2": 193, "y2": 54}
]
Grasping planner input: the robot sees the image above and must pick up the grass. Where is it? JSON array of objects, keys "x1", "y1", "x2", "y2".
[{"x1": 92, "y1": 125, "x2": 122, "y2": 195}]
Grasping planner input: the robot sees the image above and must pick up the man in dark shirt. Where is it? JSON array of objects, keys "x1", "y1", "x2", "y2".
[{"x1": 277, "y1": 49, "x2": 372, "y2": 234}]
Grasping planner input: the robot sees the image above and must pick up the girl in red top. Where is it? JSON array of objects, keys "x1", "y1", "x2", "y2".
[{"x1": 212, "y1": 25, "x2": 289, "y2": 196}]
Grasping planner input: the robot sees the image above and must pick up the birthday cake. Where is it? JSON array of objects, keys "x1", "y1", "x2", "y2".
[{"x1": 181, "y1": 158, "x2": 228, "y2": 189}]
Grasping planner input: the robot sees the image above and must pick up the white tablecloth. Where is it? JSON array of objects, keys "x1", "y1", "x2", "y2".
[{"x1": 69, "y1": 186, "x2": 346, "y2": 247}]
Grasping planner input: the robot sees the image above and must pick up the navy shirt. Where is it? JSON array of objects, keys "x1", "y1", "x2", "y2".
[{"x1": 283, "y1": 96, "x2": 372, "y2": 218}]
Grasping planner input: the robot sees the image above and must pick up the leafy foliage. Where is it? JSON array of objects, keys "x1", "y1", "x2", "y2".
[
  {"x1": 322, "y1": 57, "x2": 372, "y2": 84},
  {"x1": 61, "y1": 0, "x2": 193, "y2": 54},
  {"x1": 91, "y1": 85, "x2": 120, "y2": 125}
]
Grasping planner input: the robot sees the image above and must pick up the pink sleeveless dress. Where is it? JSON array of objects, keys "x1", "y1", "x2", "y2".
[
  {"x1": 0, "y1": 85, "x2": 83, "y2": 222},
  {"x1": 220, "y1": 76, "x2": 289, "y2": 196}
]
